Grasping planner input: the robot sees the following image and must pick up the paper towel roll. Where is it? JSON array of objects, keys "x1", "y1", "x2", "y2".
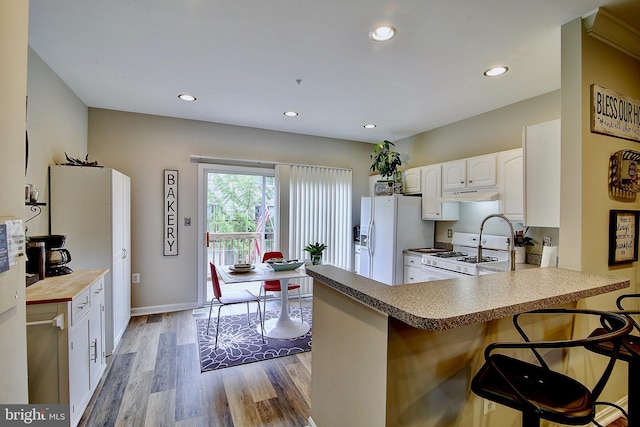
[{"x1": 541, "y1": 246, "x2": 557, "y2": 267}]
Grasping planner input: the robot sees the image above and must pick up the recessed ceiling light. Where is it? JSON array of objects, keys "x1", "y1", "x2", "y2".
[
  {"x1": 178, "y1": 93, "x2": 196, "y2": 101},
  {"x1": 364, "y1": 124, "x2": 377, "y2": 129},
  {"x1": 284, "y1": 111, "x2": 298, "y2": 117},
  {"x1": 483, "y1": 66, "x2": 509, "y2": 77},
  {"x1": 369, "y1": 25, "x2": 396, "y2": 42}
]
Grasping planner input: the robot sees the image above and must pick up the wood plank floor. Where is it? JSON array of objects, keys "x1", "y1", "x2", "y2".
[
  {"x1": 78, "y1": 295, "x2": 629, "y2": 427},
  {"x1": 79, "y1": 299, "x2": 312, "y2": 427}
]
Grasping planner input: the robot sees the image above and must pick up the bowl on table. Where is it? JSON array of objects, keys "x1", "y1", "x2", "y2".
[
  {"x1": 268, "y1": 260, "x2": 304, "y2": 271},
  {"x1": 229, "y1": 263, "x2": 255, "y2": 273}
]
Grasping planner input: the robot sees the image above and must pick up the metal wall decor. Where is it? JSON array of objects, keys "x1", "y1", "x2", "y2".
[{"x1": 610, "y1": 149, "x2": 640, "y2": 199}]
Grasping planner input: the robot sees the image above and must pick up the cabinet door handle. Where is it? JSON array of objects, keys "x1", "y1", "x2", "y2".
[
  {"x1": 91, "y1": 339, "x2": 98, "y2": 362},
  {"x1": 122, "y1": 248, "x2": 128, "y2": 259}
]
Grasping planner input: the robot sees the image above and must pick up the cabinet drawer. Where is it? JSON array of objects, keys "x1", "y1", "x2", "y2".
[
  {"x1": 91, "y1": 278, "x2": 105, "y2": 302},
  {"x1": 404, "y1": 255, "x2": 421, "y2": 267},
  {"x1": 71, "y1": 288, "x2": 91, "y2": 326}
]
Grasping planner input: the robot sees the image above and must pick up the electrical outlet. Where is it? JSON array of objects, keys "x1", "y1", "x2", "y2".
[
  {"x1": 132, "y1": 273, "x2": 140, "y2": 284},
  {"x1": 447, "y1": 229, "x2": 453, "y2": 238},
  {"x1": 483, "y1": 399, "x2": 496, "y2": 414}
]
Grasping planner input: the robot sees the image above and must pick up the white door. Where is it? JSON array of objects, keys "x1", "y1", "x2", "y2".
[{"x1": 370, "y1": 197, "x2": 397, "y2": 285}]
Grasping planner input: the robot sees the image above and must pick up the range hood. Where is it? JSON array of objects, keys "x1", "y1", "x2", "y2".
[{"x1": 439, "y1": 190, "x2": 500, "y2": 202}]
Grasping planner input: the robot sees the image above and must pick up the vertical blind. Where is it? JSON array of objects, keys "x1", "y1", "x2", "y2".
[{"x1": 285, "y1": 165, "x2": 352, "y2": 270}]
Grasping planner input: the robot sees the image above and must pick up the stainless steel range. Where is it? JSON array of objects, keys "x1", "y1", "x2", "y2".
[{"x1": 421, "y1": 232, "x2": 511, "y2": 278}]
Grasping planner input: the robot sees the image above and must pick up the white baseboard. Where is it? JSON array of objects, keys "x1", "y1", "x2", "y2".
[
  {"x1": 592, "y1": 396, "x2": 627, "y2": 426},
  {"x1": 131, "y1": 302, "x2": 200, "y2": 316},
  {"x1": 307, "y1": 416, "x2": 318, "y2": 427}
]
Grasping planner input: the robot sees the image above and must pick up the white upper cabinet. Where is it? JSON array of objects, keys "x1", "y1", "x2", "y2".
[
  {"x1": 523, "y1": 119, "x2": 561, "y2": 228},
  {"x1": 442, "y1": 154, "x2": 496, "y2": 192},
  {"x1": 402, "y1": 167, "x2": 422, "y2": 194},
  {"x1": 421, "y1": 164, "x2": 459, "y2": 221},
  {"x1": 497, "y1": 148, "x2": 523, "y2": 222}
]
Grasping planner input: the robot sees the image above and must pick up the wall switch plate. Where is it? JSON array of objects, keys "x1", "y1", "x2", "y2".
[
  {"x1": 184, "y1": 217, "x2": 191, "y2": 226},
  {"x1": 132, "y1": 273, "x2": 140, "y2": 284}
]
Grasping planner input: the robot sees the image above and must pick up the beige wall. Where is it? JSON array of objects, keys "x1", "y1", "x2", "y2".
[
  {"x1": 87, "y1": 109, "x2": 373, "y2": 312},
  {"x1": 561, "y1": 15, "x2": 640, "y2": 412},
  {"x1": 26, "y1": 48, "x2": 88, "y2": 236},
  {"x1": 394, "y1": 91, "x2": 562, "y2": 245},
  {"x1": 395, "y1": 90, "x2": 561, "y2": 168},
  {"x1": 0, "y1": 0, "x2": 29, "y2": 403}
]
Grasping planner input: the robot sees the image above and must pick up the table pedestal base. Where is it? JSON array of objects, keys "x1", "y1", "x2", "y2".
[{"x1": 262, "y1": 318, "x2": 310, "y2": 339}]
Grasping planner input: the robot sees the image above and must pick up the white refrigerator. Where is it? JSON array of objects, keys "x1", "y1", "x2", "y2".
[{"x1": 359, "y1": 195, "x2": 435, "y2": 285}]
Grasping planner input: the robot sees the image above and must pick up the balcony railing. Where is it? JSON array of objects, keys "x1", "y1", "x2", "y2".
[
  {"x1": 207, "y1": 232, "x2": 270, "y2": 265},
  {"x1": 206, "y1": 231, "x2": 312, "y2": 301}
]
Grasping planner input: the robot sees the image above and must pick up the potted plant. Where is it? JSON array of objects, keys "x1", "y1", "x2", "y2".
[
  {"x1": 370, "y1": 140, "x2": 402, "y2": 195},
  {"x1": 304, "y1": 242, "x2": 327, "y2": 265},
  {"x1": 513, "y1": 231, "x2": 534, "y2": 264}
]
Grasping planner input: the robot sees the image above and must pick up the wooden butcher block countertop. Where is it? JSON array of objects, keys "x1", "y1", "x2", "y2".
[{"x1": 26, "y1": 269, "x2": 108, "y2": 305}]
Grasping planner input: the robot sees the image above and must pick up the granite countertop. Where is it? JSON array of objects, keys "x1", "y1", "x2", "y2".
[
  {"x1": 26, "y1": 269, "x2": 109, "y2": 305},
  {"x1": 305, "y1": 265, "x2": 629, "y2": 331}
]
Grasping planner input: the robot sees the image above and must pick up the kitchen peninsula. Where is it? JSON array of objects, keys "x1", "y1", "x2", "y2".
[{"x1": 305, "y1": 265, "x2": 629, "y2": 427}]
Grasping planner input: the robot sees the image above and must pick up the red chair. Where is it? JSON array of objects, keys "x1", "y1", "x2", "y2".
[
  {"x1": 259, "y1": 251, "x2": 303, "y2": 325},
  {"x1": 207, "y1": 263, "x2": 264, "y2": 349}
]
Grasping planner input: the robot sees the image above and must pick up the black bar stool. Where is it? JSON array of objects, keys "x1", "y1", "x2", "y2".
[
  {"x1": 586, "y1": 293, "x2": 640, "y2": 427},
  {"x1": 471, "y1": 308, "x2": 632, "y2": 427}
]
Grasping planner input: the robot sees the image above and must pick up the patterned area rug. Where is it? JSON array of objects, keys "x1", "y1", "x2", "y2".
[{"x1": 196, "y1": 305, "x2": 312, "y2": 372}]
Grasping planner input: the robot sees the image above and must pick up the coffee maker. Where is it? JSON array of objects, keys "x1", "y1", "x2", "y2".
[{"x1": 28, "y1": 235, "x2": 73, "y2": 276}]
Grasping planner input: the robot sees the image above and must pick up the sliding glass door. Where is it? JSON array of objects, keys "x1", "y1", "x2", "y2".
[{"x1": 198, "y1": 164, "x2": 275, "y2": 303}]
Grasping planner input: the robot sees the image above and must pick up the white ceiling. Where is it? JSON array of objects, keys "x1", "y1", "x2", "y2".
[{"x1": 27, "y1": 0, "x2": 640, "y2": 144}]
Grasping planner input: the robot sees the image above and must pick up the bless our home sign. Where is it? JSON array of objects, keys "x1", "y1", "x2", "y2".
[
  {"x1": 164, "y1": 169, "x2": 178, "y2": 256},
  {"x1": 591, "y1": 84, "x2": 640, "y2": 143}
]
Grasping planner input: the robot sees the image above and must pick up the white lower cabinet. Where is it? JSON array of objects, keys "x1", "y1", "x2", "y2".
[
  {"x1": 27, "y1": 276, "x2": 107, "y2": 427},
  {"x1": 404, "y1": 254, "x2": 422, "y2": 283},
  {"x1": 89, "y1": 280, "x2": 106, "y2": 390}
]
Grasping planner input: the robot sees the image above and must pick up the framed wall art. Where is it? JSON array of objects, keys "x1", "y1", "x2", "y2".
[
  {"x1": 164, "y1": 169, "x2": 178, "y2": 256},
  {"x1": 609, "y1": 209, "x2": 639, "y2": 265}
]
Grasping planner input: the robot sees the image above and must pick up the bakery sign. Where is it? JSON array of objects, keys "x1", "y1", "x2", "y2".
[
  {"x1": 164, "y1": 169, "x2": 178, "y2": 256},
  {"x1": 591, "y1": 84, "x2": 640, "y2": 143}
]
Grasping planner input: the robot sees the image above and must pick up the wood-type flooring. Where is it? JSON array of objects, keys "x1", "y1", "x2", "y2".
[
  {"x1": 79, "y1": 300, "x2": 312, "y2": 427},
  {"x1": 78, "y1": 296, "x2": 629, "y2": 427}
]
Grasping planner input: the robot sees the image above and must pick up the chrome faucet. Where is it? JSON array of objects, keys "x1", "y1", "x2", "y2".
[{"x1": 478, "y1": 213, "x2": 516, "y2": 271}]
